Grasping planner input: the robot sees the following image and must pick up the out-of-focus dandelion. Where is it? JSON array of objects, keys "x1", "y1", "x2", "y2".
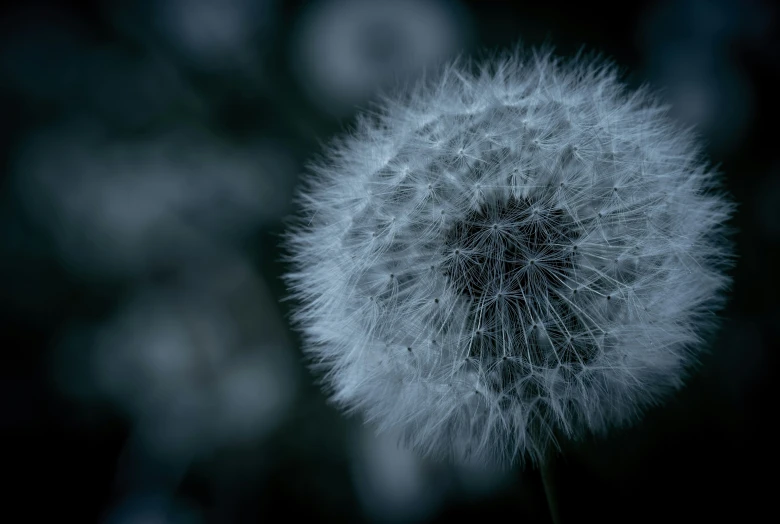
[
  {"x1": 111, "y1": 0, "x2": 275, "y2": 72},
  {"x1": 350, "y1": 424, "x2": 509, "y2": 522},
  {"x1": 14, "y1": 122, "x2": 295, "y2": 277},
  {"x1": 351, "y1": 427, "x2": 446, "y2": 523},
  {"x1": 289, "y1": 0, "x2": 471, "y2": 118},
  {"x1": 638, "y1": 0, "x2": 769, "y2": 152},
  {"x1": 53, "y1": 253, "x2": 297, "y2": 464}
]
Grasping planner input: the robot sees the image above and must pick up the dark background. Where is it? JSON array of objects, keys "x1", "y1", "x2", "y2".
[{"x1": 2, "y1": 1, "x2": 777, "y2": 522}]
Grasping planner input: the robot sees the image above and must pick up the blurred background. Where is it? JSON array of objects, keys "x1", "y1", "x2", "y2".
[{"x1": 1, "y1": 0, "x2": 777, "y2": 522}]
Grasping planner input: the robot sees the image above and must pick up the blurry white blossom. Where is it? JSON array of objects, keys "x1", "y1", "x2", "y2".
[
  {"x1": 638, "y1": 0, "x2": 769, "y2": 152},
  {"x1": 351, "y1": 424, "x2": 509, "y2": 522},
  {"x1": 351, "y1": 427, "x2": 447, "y2": 523},
  {"x1": 112, "y1": 0, "x2": 276, "y2": 72},
  {"x1": 290, "y1": 0, "x2": 471, "y2": 117},
  {"x1": 13, "y1": 121, "x2": 296, "y2": 277},
  {"x1": 54, "y1": 253, "x2": 297, "y2": 463}
]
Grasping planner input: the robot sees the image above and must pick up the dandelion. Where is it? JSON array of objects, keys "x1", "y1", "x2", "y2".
[{"x1": 282, "y1": 48, "x2": 733, "y2": 466}]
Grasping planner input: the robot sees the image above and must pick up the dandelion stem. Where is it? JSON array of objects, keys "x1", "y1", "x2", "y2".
[{"x1": 541, "y1": 458, "x2": 561, "y2": 524}]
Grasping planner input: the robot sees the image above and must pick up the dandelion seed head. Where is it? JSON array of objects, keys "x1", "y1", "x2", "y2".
[{"x1": 283, "y1": 48, "x2": 733, "y2": 465}]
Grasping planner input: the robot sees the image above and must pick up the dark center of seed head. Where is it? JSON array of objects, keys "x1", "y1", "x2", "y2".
[{"x1": 442, "y1": 195, "x2": 596, "y2": 370}]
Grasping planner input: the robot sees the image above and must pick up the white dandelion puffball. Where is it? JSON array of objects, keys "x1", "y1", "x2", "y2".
[{"x1": 283, "y1": 49, "x2": 733, "y2": 465}]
